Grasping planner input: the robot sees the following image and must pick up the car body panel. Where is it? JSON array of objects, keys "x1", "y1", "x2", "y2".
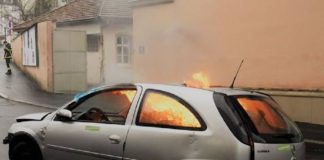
[
  {"x1": 254, "y1": 142, "x2": 305, "y2": 160},
  {"x1": 43, "y1": 122, "x2": 128, "y2": 160},
  {"x1": 4, "y1": 83, "x2": 305, "y2": 160},
  {"x1": 124, "y1": 126, "x2": 251, "y2": 160},
  {"x1": 8, "y1": 120, "x2": 50, "y2": 152},
  {"x1": 124, "y1": 84, "x2": 251, "y2": 160},
  {"x1": 16, "y1": 112, "x2": 50, "y2": 122},
  {"x1": 42, "y1": 85, "x2": 143, "y2": 160}
]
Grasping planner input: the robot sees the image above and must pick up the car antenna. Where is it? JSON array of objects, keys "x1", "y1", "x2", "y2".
[{"x1": 230, "y1": 59, "x2": 244, "y2": 88}]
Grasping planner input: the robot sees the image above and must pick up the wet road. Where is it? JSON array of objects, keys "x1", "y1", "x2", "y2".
[
  {"x1": 0, "y1": 97, "x2": 52, "y2": 160},
  {"x1": 0, "y1": 97, "x2": 323, "y2": 160}
]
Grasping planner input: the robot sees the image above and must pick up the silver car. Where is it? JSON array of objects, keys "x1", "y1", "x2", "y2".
[{"x1": 3, "y1": 83, "x2": 305, "y2": 160}]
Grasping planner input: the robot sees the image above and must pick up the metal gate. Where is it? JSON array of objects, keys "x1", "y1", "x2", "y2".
[{"x1": 53, "y1": 30, "x2": 87, "y2": 93}]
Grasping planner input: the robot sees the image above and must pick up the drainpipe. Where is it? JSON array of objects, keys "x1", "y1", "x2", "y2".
[{"x1": 4, "y1": 27, "x2": 6, "y2": 41}]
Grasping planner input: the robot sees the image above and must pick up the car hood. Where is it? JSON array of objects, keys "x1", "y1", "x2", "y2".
[{"x1": 16, "y1": 112, "x2": 50, "y2": 122}]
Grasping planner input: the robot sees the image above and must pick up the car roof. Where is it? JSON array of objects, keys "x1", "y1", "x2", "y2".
[
  {"x1": 210, "y1": 87, "x2": 268, "y2": 97},
  {"x1": 134, "y1": 83, "x2": 268, "y2": 97},
  {"x1": 93, "y1": 83, "x2": 268, "y2": 97}
]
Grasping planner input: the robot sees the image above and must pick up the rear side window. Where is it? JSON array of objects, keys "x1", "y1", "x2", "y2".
[
  {"x1": 137, "y1": 90, "x2": 205, "y2": 130},
  {"x1": 237, "y1": 97, "x2": 288, "y2": 134}
]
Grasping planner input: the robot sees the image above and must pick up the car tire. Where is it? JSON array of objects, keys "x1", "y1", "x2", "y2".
[{"x1": 9, "y1": 140, "x2": 42, "y2": 160}]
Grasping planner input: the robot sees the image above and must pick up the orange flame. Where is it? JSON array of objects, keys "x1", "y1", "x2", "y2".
[
  {"x1": 112, "y1": 90, "x2": 136, "y2": 102},
  {"x1": 237, "y1": 98, "x2": 287, "y2": 134},
  {"x1": 140, "y1": 92, "x2": 201, "y2": 128},
  {"x1": 185, "y1": 72, "x2": 210, "y2": 89}
]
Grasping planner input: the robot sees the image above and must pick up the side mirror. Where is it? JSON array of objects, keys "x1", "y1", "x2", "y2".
[{"x1": 56, "y1": 109, "x2": 72, "y2": 121}]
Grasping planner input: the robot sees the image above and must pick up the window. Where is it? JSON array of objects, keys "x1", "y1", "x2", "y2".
[
  {"x1": 137, "y1": 90, "x2": 203, "y2": 130},
  {"x1": 68, "y1": 89, "x2": 136, "y2": 124},
  {"x1": 116, "y1": 35, "x2": 131, "y2": 64},
  {"x1": 236, "y1": 97, "x2": 288, "y2": 134},
  {"x1": 87, "y1": 34, "x2": 100, "y2": 52}
]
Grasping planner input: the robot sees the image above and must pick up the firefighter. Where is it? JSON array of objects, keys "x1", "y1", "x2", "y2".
[{"x1": 3, "y1": 41, "x2": 12, "y2": 75}]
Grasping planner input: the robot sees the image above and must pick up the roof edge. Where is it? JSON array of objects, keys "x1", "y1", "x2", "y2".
[
  {"x1": 56, "y1": 17, "x2": 99, "y2": 26},
  {"x1": 131, "y1": 0, "x2": 174, "y2": 7}
]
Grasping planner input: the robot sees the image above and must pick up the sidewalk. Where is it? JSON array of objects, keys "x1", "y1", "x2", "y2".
[{"x1": 0, "y1": 58, "x2": 73, "y2": 109}]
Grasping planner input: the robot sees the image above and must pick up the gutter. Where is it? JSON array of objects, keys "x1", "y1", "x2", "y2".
[{"x1": 131, "y1": 0, "x2": 174, "y2": 7}]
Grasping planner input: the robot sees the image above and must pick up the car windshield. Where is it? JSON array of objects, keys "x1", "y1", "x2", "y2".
[{"x1": 234, "y1": 96, "x2": 302, "y2": 142}]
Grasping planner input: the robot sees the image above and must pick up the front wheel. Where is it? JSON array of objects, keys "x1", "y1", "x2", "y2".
[{"x1": 9, "y1": 140, "x2": 42, "y2": 160}]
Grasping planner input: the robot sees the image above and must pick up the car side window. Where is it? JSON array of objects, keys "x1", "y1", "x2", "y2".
[
  {"x1": 137, "y1": 90, "x2": 205, "y2": 130},
  {"x1": 68, "y1": 89, "x2": 136, "y2": 124}
]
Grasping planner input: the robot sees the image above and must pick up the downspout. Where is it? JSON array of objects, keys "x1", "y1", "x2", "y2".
[{"x1": 99, "y1": 18, "x2": 108, "y2": 85}]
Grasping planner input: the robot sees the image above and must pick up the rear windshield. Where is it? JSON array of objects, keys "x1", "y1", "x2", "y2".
[
  {"x1": 237, "y1": 97, "x2": 288, "y2": 134},
  {"x1": 234, "y1": 96, "x2": 303, "y2": 143}
]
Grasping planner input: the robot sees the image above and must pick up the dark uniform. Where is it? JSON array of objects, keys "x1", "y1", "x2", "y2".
[{"x1": 3, "y1": 41, "x2": 12, "y2": 75}]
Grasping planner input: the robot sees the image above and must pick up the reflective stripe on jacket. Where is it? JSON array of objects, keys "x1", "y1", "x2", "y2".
[{"x1": 4, "y1": 47, "x2": 12, "y2": 59}]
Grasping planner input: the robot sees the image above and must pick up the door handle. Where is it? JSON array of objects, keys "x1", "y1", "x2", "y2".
[{"x1": 109, "y1": 135, "x2": 121, "y2": 144}]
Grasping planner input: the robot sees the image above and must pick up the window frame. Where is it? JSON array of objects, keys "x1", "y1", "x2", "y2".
[
  {"x1": 55, "y1": 88, "x2": 137, "y2": 125},
  {"x1": 135, "y1": 89, "x2": 207, "y2": 131},
  {"x1": 116, "y1": 34, "x2": 132, "y2": 64}
]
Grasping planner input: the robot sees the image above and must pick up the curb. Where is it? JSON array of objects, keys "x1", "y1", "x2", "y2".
[
  {"x1": 0, "y1": 92, "x2": 57, "y2": 110},
  {"x1": 305, "y1": 139, "x2": 324, "y2": 145},
  {"x1": 0, "y1": 92, "x2": 9, "y2": 99}
]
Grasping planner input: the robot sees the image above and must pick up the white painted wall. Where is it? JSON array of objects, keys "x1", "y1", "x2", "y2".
[
  {"x1": 57, "y1": 0, "x2": 69, "y2": 7},
  {"x1": 58, "y1": 23, "x2": 103, "y2": 87},
  {"x1": 102, "y1": 23, "x2": 134, "y2": 85},
  {"x1": 53, "y1": 29, "x2": 87, "y2": 93}
]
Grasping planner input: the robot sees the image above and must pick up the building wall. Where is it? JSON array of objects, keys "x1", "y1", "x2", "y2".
[
  {"x1": 266, "y1": 91, "x2": 324, "y2": 125},
  {"x1": 58, "y1": 23, "x2": 102, "y2": 86},
  {"x1": 133, "y1": 0, "x2": 324, "y2": 90},
  {"x1": 102, "y1": 23, "x2": 133, "y2": 85},
  {"x1": 12, "y1": 21, "x2": 53, "y2": 91}
]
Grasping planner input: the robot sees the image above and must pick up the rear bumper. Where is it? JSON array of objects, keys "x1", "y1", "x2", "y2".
[{"x1": 3, "y1": 134, "x2": 13, "y2": 144}]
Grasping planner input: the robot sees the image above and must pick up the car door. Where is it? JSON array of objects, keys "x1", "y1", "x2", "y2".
[
  {"x1": 43, "y1": 88, "x2": 139, "y2": 160},
  {"x1": 124, "y1": 89, "x2": 208, "y2": 160}
]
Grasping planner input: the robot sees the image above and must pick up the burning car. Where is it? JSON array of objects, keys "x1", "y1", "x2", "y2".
[{"x1": 3, "y1": 83, "x2": 305, "y2": 160}]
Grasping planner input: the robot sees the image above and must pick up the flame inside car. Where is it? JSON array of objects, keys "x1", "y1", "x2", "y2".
[
  {"x1": 111, "y1": 90, "x2": 137, "y2": 118},
  {"x1": 237, "y1": 97, "x2": 288, "y2": 134},
  {"x1": 185, "y1": 72, "x2": 210, "y2": 89},
  {"x1": 140, "y1": 92, "x2": 201, "y2": 128},
  {"x1": 112, "y1": 90, "x2": 136, "y2": 102}
]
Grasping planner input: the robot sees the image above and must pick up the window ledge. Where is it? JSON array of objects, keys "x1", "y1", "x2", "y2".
[{"x1": 116, "y1": 63, "x2": 132, "y2": 68}]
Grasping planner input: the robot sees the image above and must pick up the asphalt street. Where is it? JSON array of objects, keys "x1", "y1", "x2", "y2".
[
  {"x1": 0, "y1": 97, "x2": 323, "y2": 160},
  {"x1": 0, "y1": 97, "x2": 53, "y2": 160}
]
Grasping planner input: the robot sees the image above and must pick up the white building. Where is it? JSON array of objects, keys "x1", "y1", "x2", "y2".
[{"x1": 13, "y1": 0, "x2": 133, "y2": 92}]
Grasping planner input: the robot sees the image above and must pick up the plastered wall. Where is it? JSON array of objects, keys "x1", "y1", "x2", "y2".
[
  {"x1": 133, "y1": 0, "x2": 324, "y2": 90},
  {"x1": 12, "y1": 21, "x2": 53, "y2": 92}
]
